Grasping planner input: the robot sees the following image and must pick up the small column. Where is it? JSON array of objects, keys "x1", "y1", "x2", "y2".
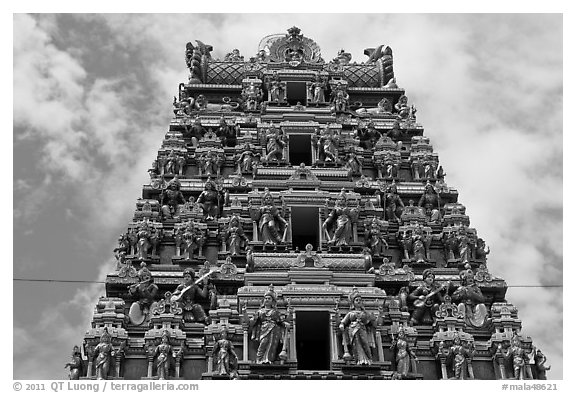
[
  {"x1": 174, "y1": 350, "x2": 182, "y2": 379},
  {"x1": 467, "y1": 358, "x2": 475, "y2": 380},
  {"x1": 206, "y1": 346, "x2": 213, "y2": 373},
  {"x1": 375, "y1": 330, "x2": 385, "y2": 362},
  {"x1": 439, "y1": 357, "x2": 448, "y2": 379},
  {"x1": 147, "y1": 353, "x2": 154, "y2": 378},
  {"x1": 115, "y1": 349, "x2": 123, "y2": 378},
  {"x1": 252, "y1": 222, "x2": 259, "y2": 242},
  {"x1": 498, "y1": 357, "x2": 506, "y2": 379}
]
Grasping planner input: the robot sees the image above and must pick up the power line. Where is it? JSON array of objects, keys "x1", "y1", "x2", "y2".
[{"x1": 12, "y1": 278, "x2": 563, "y2": 288}]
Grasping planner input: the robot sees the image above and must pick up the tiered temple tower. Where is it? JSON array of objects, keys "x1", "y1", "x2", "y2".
[{"x1": 73, "y1": 27, "x2": 551, "y2": 381}]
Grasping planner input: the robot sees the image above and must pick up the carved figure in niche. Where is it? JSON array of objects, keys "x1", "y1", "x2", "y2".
[
  {"x1": 401, "y1": 225, "x2": 432, "y2": 263},
  {"x1": 128, "y1": 262, "x2": 159, "y2": 325},
  {"x1": 113, "y1": 234, "x2": 130, "y2": 266},
  {"x1": 187, "y1": 117, "x2": 206, "y2": 146},
  {"x1": 310, "y1": 74, "x2": 326, "y2": 105},
  {"x1": 323, "y1": 190, "x2": 358, "y2": 246},
  {"x1": 456, "y1": 226, "x2": 474, "y2": 264},
  {"x1": 450, "y1": 269, "x2": 488, "y2": 328},
  {"x1": 250, "y1": 285, "x2": 290, "y2": 364},
  {"x1": 242, "y1": 81, "x2": 262, "y2": 111},
  {"x1": 224, "y1": 215, "x2": 249, "y2": 256},
  {"x1": 154, "y1": 331, "x2": 174, "y2": 380},
  {"x1": 395, "y1": 95, "x2": 416, "y2": 120},
  {"x1": 216, "y1": 116, "x2": 237, "y2": 147},
  {"x1": 531, "y1": 348, "x2": 550, "y2": 380},
  {"x1": 65, "y1": 345, "x2": 84, "y2": 380},
  {"x1": 446, "y1": 336, "x2": 474, "y2": 379},
  {"x1": 339, "y1": 288, "x2": 376, "y2": 365},
  {"x1": 344, "y1": 148, "x2": 362, "y2": 176},
  {"x1": 364, "y1": 218, "x2": 389, "y2": 257},
  {"x1": 408, "y1": 269, "x2": 445, "y2": 325},
  {"x1": 387, "y1": 120, "x2": 404, "y2": 141},
  {"x1": 136, "y1": 221, "x2": 153, "y2": 260},
  {"x1": 391, "y1": 327, "x2": 418, "y2": 377},
  {"x1": 331, "y1": 83, "x2": 349, "y2": 113},
  {"x1": 224, "y1": 48, "x2": 244, "y2": 62},
  {"x1": 93, "y1": 328, "x2": 115, "y2": 380},
  {"x1": 333, "y1": 49, "x2": 352, "y2": 65},
  {"x1": 318, "y1": 128, "x2": 339, "y2": 162},
  {"x1": 212, "y1": 326, "x2": 238, "y2": 378},
  {"x1": 500, "y1": 335, "x2": 530, "y2": 380},
  {"x1": 377, "y1": 97, "x2": 393, "y2": 113},
  {"x1": 382, "y1": 183, "x2": 405, "y2": 223},
  {"x1": 267, "y1": 72, "x2": 284, "y2": 103},
  {"x1": 250, "y1": 188, "x2": 288, "y2": 245},
  {"x1": 265, "y1": 125, "x2": 286, "y2": 162},
  {"x1": 197, "y1": 177, "x2": 223, "y2": 221},
  {"x1": 418, "y1": 182, "x2": 442, "y2": 224},
  {"x1": 149, "y1": 160, "x2": 160, "y2": 180},
  {"x1": 170, "y1": 268, "x2": 212, "y2": 324},
  {"x1": 442, "y1": 230, "x2": 459, "y2": 263},
  {"x1": 474, "y1": 238, "x2": 490, "y2": 262},
  {"x1": 160, "y1": 176, "x2": 186, "y2": 219},
  {"x1": 164, "y1": 150, "x2": 184, "y2": 176},
  {"x1": 381, "y1": 159, "x2": 400, "y2": 179},
  {"x1": 175, "y1": 221, "x2": 206, "y2": 259},
  {"x1": 356, "y1": 121, "x2": 380, "y2": 150},
  {"x1": 235, "y1": 143, "x2": 260, "y2": 175},
  {"x1": 198, "y1": 150, "x2": 224, "y2": 177}
]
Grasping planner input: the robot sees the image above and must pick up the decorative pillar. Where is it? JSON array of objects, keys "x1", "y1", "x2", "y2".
[
  {"x1": 376, "y1": 329, "x2": 385, "y2": 362},
  {"x1": 467, "y1": 358, "x2": 475, "y2": 380},
  {"x1": 146, "y1": 352, "x2": 154, "y2": 378},
  {"x1": 206, "y1": 345, "x2": 214, "y2": 373},
  {"x1": 85, "y1": 346, "x2": 94, "y2": 378}
]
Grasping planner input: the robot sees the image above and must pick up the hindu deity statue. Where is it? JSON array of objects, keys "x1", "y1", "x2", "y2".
[
  {"x1": 223, "y1": 215, "x2": 249, "y2": 256},
  {"x1": 170, "y1": 268, "x2": 214, "y2": 324},
  {"x1": 154, "y1": 331, "x2": 174, "y2": 380},
  {"x1": 93, "y1": 328, "x2": 115, "y2": 380},
  {"x1": 265, "y1": 125, "x2": 286, "y2": 162},
  {"x1": 128, "y1": 262, "x2": 159, "y2": 325},
  {"x1": 212, "y1": 326, "x2": 239, "y2": 378},
  {"x1": 450, "y1": 269, "x2": 489, "y2": 328},
  {"x1": 339, "y1": 288, "x2": 377, "y2": 365},
  {"x1": 160, "y1": 176, "x2": 186, "y2": 219},
  {"x1": 323, "y1": 190, "x2": 358, "y2": 246},
  {"x1": 418, "y1": 182, "x2": 442, "y2": 224},
  {"x1": 250, "y1": 189, "x2": 288, "y2": 245},
  {"x1": 391, "y1": 327, "x2": 418, "y2": 377},
  {"x1": 197, "y1": 177, "x2": 222, "y2": 221},
  {"x1": 382, "y1": 183, "x2": 405, "y2": 223},
  {"x1": 65, "y1": 345, "x2": 84, "y2": 380},
  {"x1": 408, "y1": 269, "x2": 446, "y2": 325}
]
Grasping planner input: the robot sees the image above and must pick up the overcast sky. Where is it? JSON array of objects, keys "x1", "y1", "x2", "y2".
[{"x1": 11, "y1": 12, "x2": 563, "y2": 380}]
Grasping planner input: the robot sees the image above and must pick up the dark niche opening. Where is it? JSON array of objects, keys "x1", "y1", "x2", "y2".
[
  {"x1": 291, "y1": 206, "x2": 319, "y2": 251},
  {"x1": 296, "y1": 311, "x2": 331, "y2": 370},
  {"x1": 286, "y1": 81, "x2": 308, "y2": 105},
  {"x1": 289, "y1": 134, "x2": 312, "y2": 166}
]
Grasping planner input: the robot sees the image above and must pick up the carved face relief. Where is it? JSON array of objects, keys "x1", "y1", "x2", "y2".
[
  {"x1": 263, "y1": 295, "x2": 273, "y2": 307},
  {"x1": 424, "y1": 273, "x2": 435, "y2": 285},
  {"x1": 184, "y1": 273, "x2": 193, "y2": 286}
]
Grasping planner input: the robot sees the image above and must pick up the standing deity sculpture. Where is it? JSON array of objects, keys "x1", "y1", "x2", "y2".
[
  {"x1": 267, "y1": 72, "x2": 284, "y2": 103},
  {"x1": 164, "y1": 149, "x2": 185, "y2": 176},
  {"x1": 170, "y1": 268, "x2": 214, "y2": 324},
  {"x1": 310, "y1": 74, "x2": 326, "y2": 105},
  {"x1": 356, "y1": 121, "x2": 380, "y2": 150},
  {"x1": 446, "y1": 336, "x2": 474, "y2": 379},
  {"x1": 344, "y1": 148, "x2": 362, "y2": 176},
  {"x1": 339, "y1": 288, "x2": 377, "y2": 365},
  {"x1": 381, "y1": 183, "x2": 405, "y2": 223},
  {"x1": 128, "y1": 262, "x2": 159, "y2": 325},
  {"x1": 323, "y1": 190, "x2": 359, "y2": 247},
  {"x1": 65, "y1": 346, "x2": 84, "y2": 380},
  {"x1": 249, "y1": 285, "x2": 291, "y2": 364},
  {"x1": 391, "y1": 327, "x2": 418, "y2": 377},
  {"x1": 93, "y1": 328, "x2": 115, "y2": 380},
  {"x1": 499, "y1": 335, "x2": 530, "y2": 380},
  {"x1": 235, "y1": 143, "x2": 260, "y2": 175},
  {"x1": 250, "y1": 188, "x2": 288, "y2": 245},
  {"x1": 212, "y1": 326, "x2": 239, "y2": 378},
  {"x1": 174, "y1": 220, "x2": 206, "y2": 259},
  {"x1": 223, "y1": 215, "x2": 249, "y2": 256},
  {"x1": 265, "y1": 125, "x2": 286, "y2": 162},
  {"x1": 154, "y1": 331, "x2": 174, "y2": 380},
  {"x1": 531, "y1": 348, "x2": 551, "y2": 380},
  {"x1": 456, "y1": 226, "x2": 474, "y2": 264},
  {"x1": 399, "y1": 225, "x2": 432, "y2": 264},
  {"x1": 160, "y1": 176, "x2": 186, "y2": 219},
  {"x1": 395, "y1": 95, "x2": 416, "y2": 120},
  {"x1": 136, "y1": 221, "x2": 153, "y2": 260},
  {"x1": 242, "y1": 81, "x2": 262, "y2": 111},
  {"x1": 418, "y1": 182, "x2": 442, "y2": 224},
  {"x1": 197, "y1": 177, "x2": 223, "y2": 221},
  {"x1": 474, "y1": 237, "x2": 490, "y2": 262},
  {"x1": 364, "y1": 217, "x2": 389, "y2": 257},
  {"x1": 331, "y1": 83, "x2": 349, "y2": 113},
  {"x1": 317, "y1": 128, "x2": 340, "y2": 163},
  {"x1": 197, "y1": 150, "x2": 224, "y2": 177},
  {"x1": 408, "y1": 269, "x2": 446, "y2": 325},
  {"x1": 450, "y1": 269, "x2": 489, "y2": 328}
]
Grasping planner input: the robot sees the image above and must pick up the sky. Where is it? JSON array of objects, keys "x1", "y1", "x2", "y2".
[{"x1": 10, "y1": 12, "x2": 564, "y2": 381}]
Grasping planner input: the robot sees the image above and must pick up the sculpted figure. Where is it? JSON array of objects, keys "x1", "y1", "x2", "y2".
[
  {"x1": 224, "y1": 48, "x2": 244, "y2": 62},
  {"x1": 364, "y1": 218, "x2": 389, "y2": 257},
  {"x1": 399, "y1": 225, "x2": 432, "y2": 264},
  {"x1": 212, "y1": 326, "x2": 238, "y2": 378},
  {"x1": 418, "y1": 182, "x2": 442, "y2": 224},
  {"x1": 251, "y1": 189, "x2": 288, "y2": 245},
  {"x1": 224, "y1": 215, "x2": 249, "y2": 256},
  {"x1": 128, "y1": 262, "x2": 159, "y2": 325},
  {"x1": 198, "y1": 150, "x2": 224, "y2": 177},
  {"x1": 235, "y1": 143, "x2": 259, "y2": 174},
  {"x1": 175, "y1": 220, "x2": 205, "y2": 259},
  {"x1": 170, "y1": 268, "x2": 212, "y2": 324},
  {"x1": 532, "y1": 348, "x2": 550, "y2": 380},
  {"x1": 216, "y1": 116, "x2": 237, "y2": 147},
  {"x1": 474, "y1": 238, "x2": 490, "y2": 262},
  {"x1": 310, "y1": 74, "x2": 326, "y2": 105},
  {"x1": 447, "y1": 336, "x2": 474, "y2": 379},
  {"x1": 250, "y1": 285, "x2": 290, "y2": 364},
  {"x1": 268, "y1": 72, "x2": 284, "y2": 103},
  {"x1": 339, "y1": 289, "x2": 376, "y2": 365},
  {"x1": 242, "y1": 81, "x2": 262, "y2": 111},
  {"x1": 161, "y1": 176, "x2": 186, "y2": 219},
  {"x1": 318, "y1": 129, "x2": 339, "y2": 162},
  {"x1": 387, "y1": 120, "x2": 404, "y2": 141},
  {"x1": 253, "y1": 49, "x2": 267, "y2": 63},
  {"x1": 450, "y1": 269, "x2": 488, "y2": 328},
  {"x1": 395, "y1": 95, "x2": 416, "y2": 120},
  {"x1": 93, "y1": 328, "x2": 115, "y2": 380},
  {"x1": 391, "y1": 327, "x2": 418, "y2": 377},
  {"x1": 456, "y1": 226, "x2": 474, "y2": 264},
  {"x1": 500, "y1": 335, "x2": 530, "y2": 380},
  {"x1": 323, "y1": 190, "x2": 358, "y2": 246},
  {"x1": 344, "y1": 149, "x2": 362, "y2": 176},
  {"x1": 65, "y1": 346, "x2": 84, "y2": 380},
  {"x1": 333, "y1": 49, "x2": 352, "y2": 65},
  {"x1": 408, "y1": 269, "x2": 445, "y2": 325},
  {"x1": 197, "y1": 178, "x2": 222, "y2": 221},
  {"x1": 187, "y1": 117, "x2": 206, "y2": 146},
  {"x1": 331, "y1": 83, "x2": 349, "y2": 113},
  {"x1": 265, "y1": 125, "x2": 286, "y2": 162},
  {"x1": 382, "y1": 183, "x2": 404, "y2": 223},
  {"x1": 164, "y1": 150, "x2": 184, "y2": 175},
  {"x1": 356, "y1": 121, "x2": 380, "y2": 150},
  {"x1": 136, "y1": 221, "x2": 152, "y2": 260},
  {"x1": 154, "y1": 331, "x2": 174, "y2": 380}
]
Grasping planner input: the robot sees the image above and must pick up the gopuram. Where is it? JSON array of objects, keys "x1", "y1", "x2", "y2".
[{"x1": 71, "y1": 27, "x2": 551, "y2": 381}]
